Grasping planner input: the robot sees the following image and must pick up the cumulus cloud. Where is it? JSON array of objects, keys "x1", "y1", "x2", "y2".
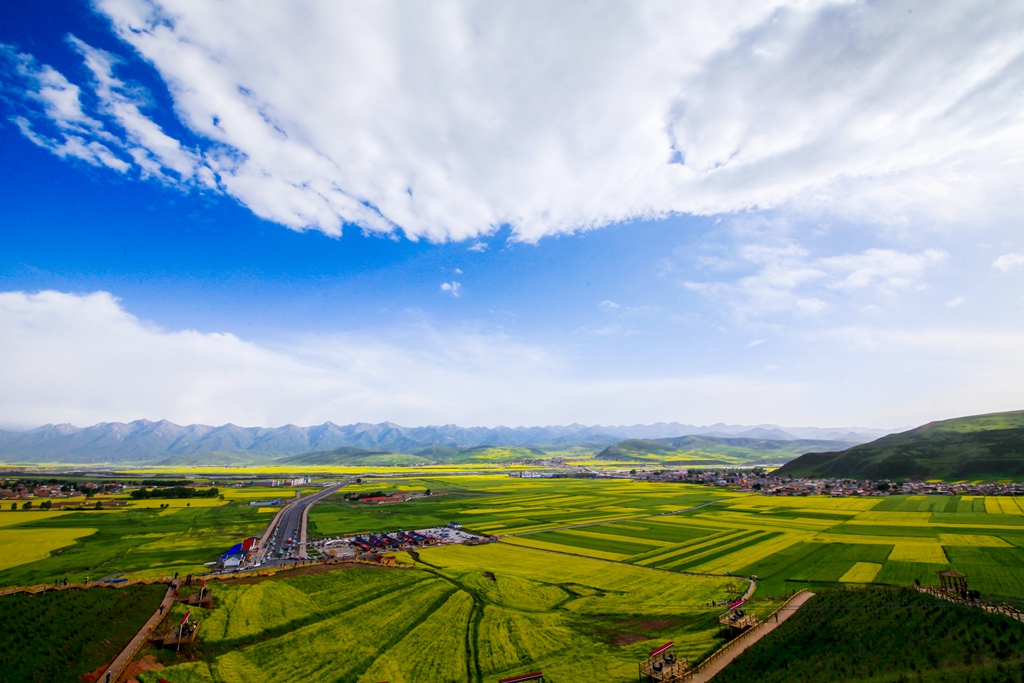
[
  {"x1": 440, "y1": 281, "x2": 462, "y2": 297},
  {"x1": 993, "y1": 253, "x2": 1024, "y2": 271},
  {"x1": 3, "y1": 1, "x2": 1022, "y2": 241}
]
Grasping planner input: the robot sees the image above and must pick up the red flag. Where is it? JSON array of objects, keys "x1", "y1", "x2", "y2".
[
  {"x1": 201, "y1": 579, "x2": 206, "y2": 588},
  {"x1": 181, "y1": 611, "x2": 191, "y2": 624}
]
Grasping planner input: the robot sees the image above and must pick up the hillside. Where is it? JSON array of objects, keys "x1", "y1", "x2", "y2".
[
  {"x1": 274, "y1": 447, "x2": 431, "y2": 467},
  {"x1": 595, "y1": 435, "x2": 853, "y2": 466},
  {"x1": 714, "y1": 588, "x2": 1024, "y2": 683},
  {"x1": 776, "y1": 410, "x2": 1024, "y2": 480}
]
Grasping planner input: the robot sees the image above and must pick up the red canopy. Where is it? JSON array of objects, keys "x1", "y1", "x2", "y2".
[{"x1": 649, "y1": 642, "x2": 673, "y2": 658}]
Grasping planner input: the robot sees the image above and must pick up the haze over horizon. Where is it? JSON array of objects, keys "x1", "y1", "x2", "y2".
[{"x1": 1, "y1": 1, "x2": 1022, "y2": 431}]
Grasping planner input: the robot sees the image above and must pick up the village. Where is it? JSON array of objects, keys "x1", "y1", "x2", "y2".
[{"x1": 641, "y1": 469, "x2": 1024, "y2": 498}]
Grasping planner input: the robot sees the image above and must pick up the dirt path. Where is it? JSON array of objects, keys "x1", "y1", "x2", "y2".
[{"x1": 690, "y1": 591, "x2": 815, "y2": 683}]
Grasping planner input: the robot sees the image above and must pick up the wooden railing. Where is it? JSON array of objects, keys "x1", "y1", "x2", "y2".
[
  {"x1": 917, "y1": 586, "x2": 1024, "y2": 623},
  {"x1": 694, "y1": 589, "x2": 809, "y2": 673}
]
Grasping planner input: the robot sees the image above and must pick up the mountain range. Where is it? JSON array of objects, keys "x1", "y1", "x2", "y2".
[{"x1": 0, "y1": 419, "x2": 891, "y2": 464}]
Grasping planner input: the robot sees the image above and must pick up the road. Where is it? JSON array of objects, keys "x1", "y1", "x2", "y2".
[{"x1": 256, "y1": 482, "x2": 347, "y2": 566}]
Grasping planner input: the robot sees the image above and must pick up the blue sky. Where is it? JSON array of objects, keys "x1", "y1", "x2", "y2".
[{"x1": 1, "y1": 0, "x2": 1022, "y2": 430}]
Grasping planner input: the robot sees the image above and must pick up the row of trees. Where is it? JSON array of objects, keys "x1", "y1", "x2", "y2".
[
  {"x1": 129, "y1": 486, "x2": 219, "y2": 500},
  {"x1": 8, "y1": 500, "x2": 103, "y2": 510}
]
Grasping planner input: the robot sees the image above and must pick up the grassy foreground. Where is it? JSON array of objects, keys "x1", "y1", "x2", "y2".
[{"x1": 140, "y1": 544, "x2": 743, "y2": 683}]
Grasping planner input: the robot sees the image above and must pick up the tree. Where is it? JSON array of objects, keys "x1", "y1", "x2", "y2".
[
  {"x1": 94, "y1": 501, "x2": 103, "y2": 509},
  {"x1": 22, "y1": 501, "x2": 32, "y2": 510},
  {"x1": 425, "y1": 489, "x2": 431, "y2": 495},
  {"x1": 41, "y1": 500, "x2": 52, "y2": 510},
  {"x1": 9, "y1": 503, "x2": 15, "y2": 511}
]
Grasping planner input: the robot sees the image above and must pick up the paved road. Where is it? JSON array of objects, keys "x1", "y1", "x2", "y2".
[{"x1": 257, "y1": 482, "x2": 346, "y2": 566}]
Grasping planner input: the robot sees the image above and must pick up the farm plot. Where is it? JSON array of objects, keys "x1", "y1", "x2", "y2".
[
  {"x1": 142, "y1": 544, "x2": 737, "y2": 683},
  {"x1": 0, "y1": 583, "x2": 166, "y2": 683},
  {"x1": 0, "y1": 503, "x2": 268, "y2": 587},
  {"x1": 309, "y1": 475, "x2": 733, "y2": 538}
]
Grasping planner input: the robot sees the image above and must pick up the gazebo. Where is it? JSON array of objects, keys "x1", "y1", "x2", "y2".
[{"x1": 937, "y1": 569, "x2": 968, "y2": 593}]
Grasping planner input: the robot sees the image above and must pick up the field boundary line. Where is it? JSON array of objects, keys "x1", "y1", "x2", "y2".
[{"x1": 500, "y1": 499, "x2": 723, "y2": 537}]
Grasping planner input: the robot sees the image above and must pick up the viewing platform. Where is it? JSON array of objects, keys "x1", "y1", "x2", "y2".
[
  {"x1": 639, "y1": 642, "x2": 692, "y2": 682},
  {"x1": 719, "y1": 608, "x2": 759, "y2": 633}
]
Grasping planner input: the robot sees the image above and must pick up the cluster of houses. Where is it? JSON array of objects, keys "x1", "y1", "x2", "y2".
[
  {"x1": 640, "y1": 469, "x2": 1024, "y2": 497},
  {"x1": 0, "y1": 479, "x2": 124, "y2": 501}
]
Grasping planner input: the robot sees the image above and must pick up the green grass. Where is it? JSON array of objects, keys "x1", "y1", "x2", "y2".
[
  {"x1": 0, "y1": 502, "x2": 269, "y2": 586},
  {"x1": 0, "y1": 583, "x2": 166, "y2": 683},
  {"x1": 713, "y1": 588, "x2": 1024, "y2": 683},
  {"x1": 142, "y1": 544, "x2": 738, "y2": 683}
]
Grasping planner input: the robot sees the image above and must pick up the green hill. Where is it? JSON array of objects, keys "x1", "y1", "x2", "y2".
[
  {"x1": 776, "y1": 410, "x2": 1024, "y2": 480},
  {"x1": 595, "y1": 436, "x2": 851, "y2": 466},
  {"x1": 151, "y1": 450, "x2": 281, "y2": 467},
  {"x1": 274, "y1": 447, "x2": 431, "y2": 466},
  {"x1": 415, "y1": 445, "x2": 549, "y2": 464}
]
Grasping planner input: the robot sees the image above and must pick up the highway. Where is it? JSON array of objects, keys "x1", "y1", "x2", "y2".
[{"x1": 256, "y1": 482, "x2": 347, "y2": 566}]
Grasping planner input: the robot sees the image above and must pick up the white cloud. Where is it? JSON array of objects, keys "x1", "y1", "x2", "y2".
[
  {"x1": 685, "y1": 245, "x2": 946, "y2": 319},
  {"x1": 440, "y1": 281, "x2": 462, "y2": 297},
  {"x1": 993, "y1": 253, "x2": 1024, "y2": 271},
  {"x1": 599, "y1": 300, "x2": 620, "y2": 310},
  {"x1": 4, "y1": 1, "x2": 1022, "y2": 241},
  {"x1": 946, "y1": 296, "x2": 966, "y2": 308},
  {"x1": 0, "y1": 289, "x2": 821, "y2": 428}
]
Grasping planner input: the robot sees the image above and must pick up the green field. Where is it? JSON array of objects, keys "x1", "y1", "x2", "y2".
[
  {"x1": 0, "y1": 583, "x2": 166, "y2": 683},
  {"x1": 140, "y1": 544, "x2": 742, "y2": 683},
  {"x1": 309, "y1": 475, "x2": 731, "y2": 537},
  {"x1": 0, "y1": 487, "x2": 295, "y2": 586},
  {"x1": 6, "y1": 475, "x2": 1024, "y2": 681}
]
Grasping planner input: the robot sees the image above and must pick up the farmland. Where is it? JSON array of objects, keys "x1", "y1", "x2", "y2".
[
  {"x1": 0, "y1": 583, "x2": 166, "y2": 683},
  {"x1": 0, "y1": 487, "x2": 292, "y2": 586},
  {"x1": 309, "y1": 475, "x2": 733, "y2": 537},
  {"x1": 5, "y1": 474, "x2": 1024, "y2": 681},
  {"x1": 140, "y1": 544, "x2": 742, "y2": 683},
  {"x1": 494, "y1": 490, "x2": 1024, "y2": 600}
]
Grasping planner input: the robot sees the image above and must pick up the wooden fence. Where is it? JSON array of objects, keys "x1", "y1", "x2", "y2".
[
  {"x1": 694, "y1": 588, "x2": 810, "y2": 674},
  {"x1": 917, "y1": 586, "x2": 1024, "y2": 623}
]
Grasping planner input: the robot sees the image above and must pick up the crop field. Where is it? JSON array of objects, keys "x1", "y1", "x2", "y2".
[
  {"x1": 713, "y1": 588, "x2": 1024, "y2": 683},
  {"x1": 0, "y1": 488, "x2": 285, "y2": 586},
  {"x1": 309, "y1": 475, "x2": 733, "y2": 537},
  {"x1": 502, "y1": 492, "x2": 1024, "y2": 600},
  {"x1": 141, "y1": 544, "x2": 742, "y2": 683},
  {"x1": 0, "y1": 583, "x2": 166, "y2": 683}
]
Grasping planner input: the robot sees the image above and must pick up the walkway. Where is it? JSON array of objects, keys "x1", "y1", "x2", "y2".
[
  {"x1": 101, "y1": 583, "x2": 176, "y2": 683},
  {"x1": 691, "y1": 590, "x2": 815, "y2": 683}
]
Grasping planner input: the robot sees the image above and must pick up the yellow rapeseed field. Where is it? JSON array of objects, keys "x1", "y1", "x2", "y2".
[
  {"x1": 0, "y1": 528, "x2": 96, "y2": 572},
  {"x1": 888, "y1": 543, "x2": 948, "y2": 564},
  {"x1": 839, "y1": 562, "x2": 883, "y2": 583}
]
